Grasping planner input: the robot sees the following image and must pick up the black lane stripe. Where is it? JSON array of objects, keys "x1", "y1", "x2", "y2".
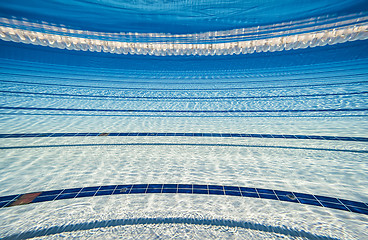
[
  {"x1": 1, "y1": 70, "x2": 367, "y2": 85},
  {"x1": 0, "y1": 132, "x2": 367, "y2": 142},
  {"x1": 1, "y1": 106, "x2": 367, "y2": 113},
  {"x1": 0, "y1": 79, "x2": 366, "y2": 91},
  {"x1": 1, "y1": 184, "x2": 367, "y2": 216},
  {"x1": 1, "y1": 90, "x2": 367, "y2": 100},
  {"x1": 0, "y1": 112, "x2": 366, "y2": 117}
]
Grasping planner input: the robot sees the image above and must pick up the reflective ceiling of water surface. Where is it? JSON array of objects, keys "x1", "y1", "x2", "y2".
[{"x1": 0, "y1": 0, "x2": 367, "y2": 33}]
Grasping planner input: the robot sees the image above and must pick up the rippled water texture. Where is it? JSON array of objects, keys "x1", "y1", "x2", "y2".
[
  {"x1": 1, "y1": 0, "x2": 368, "y2": 33},
  {"x1": 0, "y1": 0, "x2": 368, "y2": 239}
]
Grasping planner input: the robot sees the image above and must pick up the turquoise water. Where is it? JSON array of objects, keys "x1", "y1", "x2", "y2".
[{"x1": 0, "y1": 0, "x2": 368, "y2": 239}]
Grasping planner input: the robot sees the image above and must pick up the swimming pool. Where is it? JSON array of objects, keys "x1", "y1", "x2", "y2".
[{"x1": 0, "y1": 0, "x2": 367, "y2": 239}]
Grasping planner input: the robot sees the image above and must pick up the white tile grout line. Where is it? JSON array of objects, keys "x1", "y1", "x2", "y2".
[
  {"x1": 1, "y1": 194, "x2": 21, "y2": 208},
  {"x1": 337, "y1": 198, "x2": 352, "y2": 212},
  {"x1": 144, "y1": 185, "x2": 149, "y2": 194},
  {"x1": 291, "y1": 192, "x2": 301, "y2": 204},
  {"x1": 93, "y1": 186, "x2": 102, "y2": 197},
  {"x1": 112, "y1": 185, "x2": 119, "y2": 195},
  {"x1": 53, "y1": 189, "x2": 65, "y2": 201},
  {"x1": 74, "y1": 187, "x2": 84, "y2": 199},
  {"x1": 238, "y1": 186, "x2": 243, "y2": 197},
  {"x1": 272, "y1": 190, "x2": 280, "y2": 201},
  {"x1": 312, "y1": 195, "x2": 324, "y2": 208},
  {"x1": 254, "y1": 188, "x2": 261, "y2": 199}
]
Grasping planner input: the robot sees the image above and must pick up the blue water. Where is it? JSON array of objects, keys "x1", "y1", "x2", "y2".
[
  {"x1": 0, "y1": 0, "x2": 368, "y2": 239},
  {"x1": 1, "y1": 0, "x2": 367, "y2": 33}
]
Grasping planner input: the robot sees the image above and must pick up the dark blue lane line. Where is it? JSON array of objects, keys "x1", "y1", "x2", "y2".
[
  {"x1": 1, "y1": 112, "x2": 366, "y2": 118},
  {"x1": 1, "y1": 106, "x2": 367, "y2": 113},
  {"x1": 0, "y1": 79, "x2": 366, "y2": 91},
  {"x1": 0, "y1": 132, "x2": 367, "y2": 142},
  {"x1": 1, "y1": 90, "x2": 367, "y2": 100},
  {"x1": 1, "y1": 184, "x2": 367, "y2": 215},
  {"x1": 1, "y1": 143, "x2": 366, "y2": 153},
  {"x1": 1, "y1": 69, "x2": 367, "y2": 85}
]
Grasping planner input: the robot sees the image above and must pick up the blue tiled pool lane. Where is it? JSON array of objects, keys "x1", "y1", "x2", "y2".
[
  {"x1": 0, "y1": 132, "x2": 367, "y2": 142},
  {"x1": 1, "y1": 184, "x2": 367, "y2": 215},
  {"x1": 1, "y1": 106, "x2": 367, "y2": 113}
]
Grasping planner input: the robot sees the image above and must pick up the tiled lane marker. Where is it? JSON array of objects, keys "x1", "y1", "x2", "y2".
[
  {"x1": 1, "y1": 184, "x2": 367, "y2": 215},
  {"x1": 1, "y1": 90, "x2": 367, "y2": 100},
  {"x1": 1, "y1": 106, "x2": 367, "y2": 113},
  {"x1": 0, "y1": 132, "x2": 367, "y2": 142}
]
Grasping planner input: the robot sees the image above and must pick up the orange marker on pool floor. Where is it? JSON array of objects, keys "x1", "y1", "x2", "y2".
[{"x1": 8, "y1": 192, "x2": 41, "y2": 207}]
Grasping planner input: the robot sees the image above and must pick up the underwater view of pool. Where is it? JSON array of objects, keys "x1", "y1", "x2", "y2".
[{"x1": 0, "y1": 0, "x2": 367, "y2": 239}]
